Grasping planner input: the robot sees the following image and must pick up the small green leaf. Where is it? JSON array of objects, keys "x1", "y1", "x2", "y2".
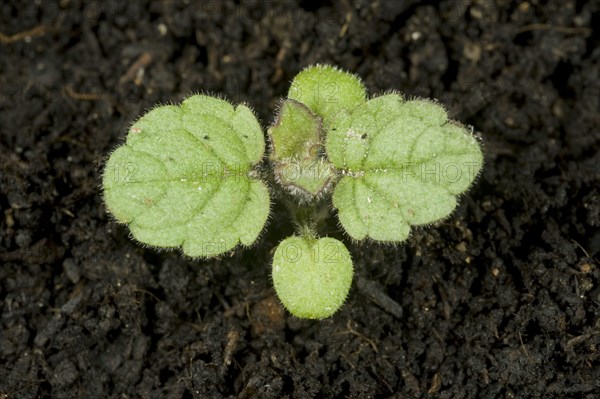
[
  {"x1": 269, "y1": 99, "x2": 322, "y2": 161},
  {"x1": 269, "y1": 96, "x2": 336, "y2": 198},
  {"x1": 327, "y1": 94, "x2": 483, "y2": 242},
  {"x1": 288, "y1": 65, "x2": 367, "y2": 128},
  {"x1": 274, "y1": 158, "x2": 336, "y2": 198},
  {"x1": 102, "y1": 95, "x2": 270, "y2": 258},
  {"x1": 272, "y1": 236, "x2": 353, "y2": 319}
]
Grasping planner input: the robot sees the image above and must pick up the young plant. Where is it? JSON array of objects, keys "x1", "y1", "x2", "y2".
[{"x1": 102, "y1": 65, "x2": 483, "y2": 319}]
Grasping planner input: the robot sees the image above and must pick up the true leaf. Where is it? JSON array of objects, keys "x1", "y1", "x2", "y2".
[
  {"x1": 326, "y1": 94, "x2": 483, "y2": 242},
  {"x1": 288, "y1": 65, "x2": 367, "y2": 128},
  {"x1": 102, "y1": 95, "x2": 270, "y2": 258},
  {"x1": 274, "y1": 158, "x2": 336, "y2": 198},
  {"x1": 269, "y1": 94, "x2": 336, "y2": 198},
  {"x1": 269, "y1": 99, "x2": 322, "y2": 161}
]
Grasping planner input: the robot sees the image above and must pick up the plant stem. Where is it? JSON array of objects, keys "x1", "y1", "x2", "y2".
[{"x1": 282, "y1": 196, "x2": 330, "y2": 238}]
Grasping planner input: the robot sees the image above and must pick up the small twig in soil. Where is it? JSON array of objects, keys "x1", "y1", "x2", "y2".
[
  {"x1": 517, "y1": 24, "x2": 592, "y2": 35},
  {"x1": 119, "y1": 52, "x2": 153, "y2": 86},
  {"x1": 571, "y1": 239, "x2": 590, "y2": 258},
  {"x1": 0, "y1": 25, "x2": 48, "y2": 43},
  {"x1": 132, "y1": 287, "x2": 160, "y2": 302},
  {"x1": 64, "y1": 85, "x2": 105, "y2": 101},
  {"x1": 339, "y1": 10, "x2": 352, "y2": 38},
  {"x1": 356, "y1": 276, "x2": 403, "y2": 319},
  {"x1": 566, "y1": 331, "x2": 599, "y2": 349},
  {"x1": 428, "y1": 372, "x2": 442, "y2": 394},
  {"x1": 518, "y1": 331, "x2": 533, "y2": 363},
  {"x1": 270, "y1": 43, "x2": 289, "y2": 84},
  {"x1": 339, "y1": 320, "x2": 379, "y2": 353},
  {"x1": 222, "y1": 328, "x2": 240, "y2": 367}
]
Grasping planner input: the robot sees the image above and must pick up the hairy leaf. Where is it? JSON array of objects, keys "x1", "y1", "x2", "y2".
[
  {"x1": 288, "y1": 65, "x2": 366, "y2": 128},
  {"x1": 274, "y1": 158, "x2": 336, "y2": 198},
  {"x1": 269, "y1": 99, "x2": 322, "y2": 161},
  {"x1": 103, "y1": 95, "x2": 270, "y2": 258},
  {"x1": 272, "y1": 236, "x2": 353, "y2": 319},
  {"x1": 327, "y1": 94, "x2": 483, "y2": 242}
]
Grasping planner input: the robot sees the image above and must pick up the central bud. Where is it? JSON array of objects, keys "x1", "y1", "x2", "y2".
[{"x1": 269, "y1": 99, "x2": 336, "y2": 199}]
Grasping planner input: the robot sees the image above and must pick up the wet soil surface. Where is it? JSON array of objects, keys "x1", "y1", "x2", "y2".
[{"x1": 1, "y1": 1, "x2": 599, "y2": 398}]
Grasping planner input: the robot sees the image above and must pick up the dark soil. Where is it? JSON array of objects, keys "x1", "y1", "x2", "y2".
[{"x1": 1, "y1": 1, "x2": 599, "y2": 398}]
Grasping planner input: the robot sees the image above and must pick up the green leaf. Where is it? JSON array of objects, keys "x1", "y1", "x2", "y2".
[
  {"x1": 274, "y1": 158, "x2": 336, "y2": 198},
  {"x1": 272, "y1": 235, "x2": 353, "y2": 319},
  {"x1": 326, "y1": 94, "x2": 483, "y2": 242},
  {"x1": 288, "y1": 65, "x2": 367, "y2": 128},
  {"x1": 269, "y1": 96, "x2": 336, "y2": 198},
  {"x1": 269, "y1": 99, "x2": 322, "y2": 161},
  {"x1": 102, "y1": 95, "x2": 270, "y2": 258}
]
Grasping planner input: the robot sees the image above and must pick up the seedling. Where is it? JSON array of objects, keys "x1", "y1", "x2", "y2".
[{"x1": 103, "y1": 65, "x2": 483, "y2": 319}]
